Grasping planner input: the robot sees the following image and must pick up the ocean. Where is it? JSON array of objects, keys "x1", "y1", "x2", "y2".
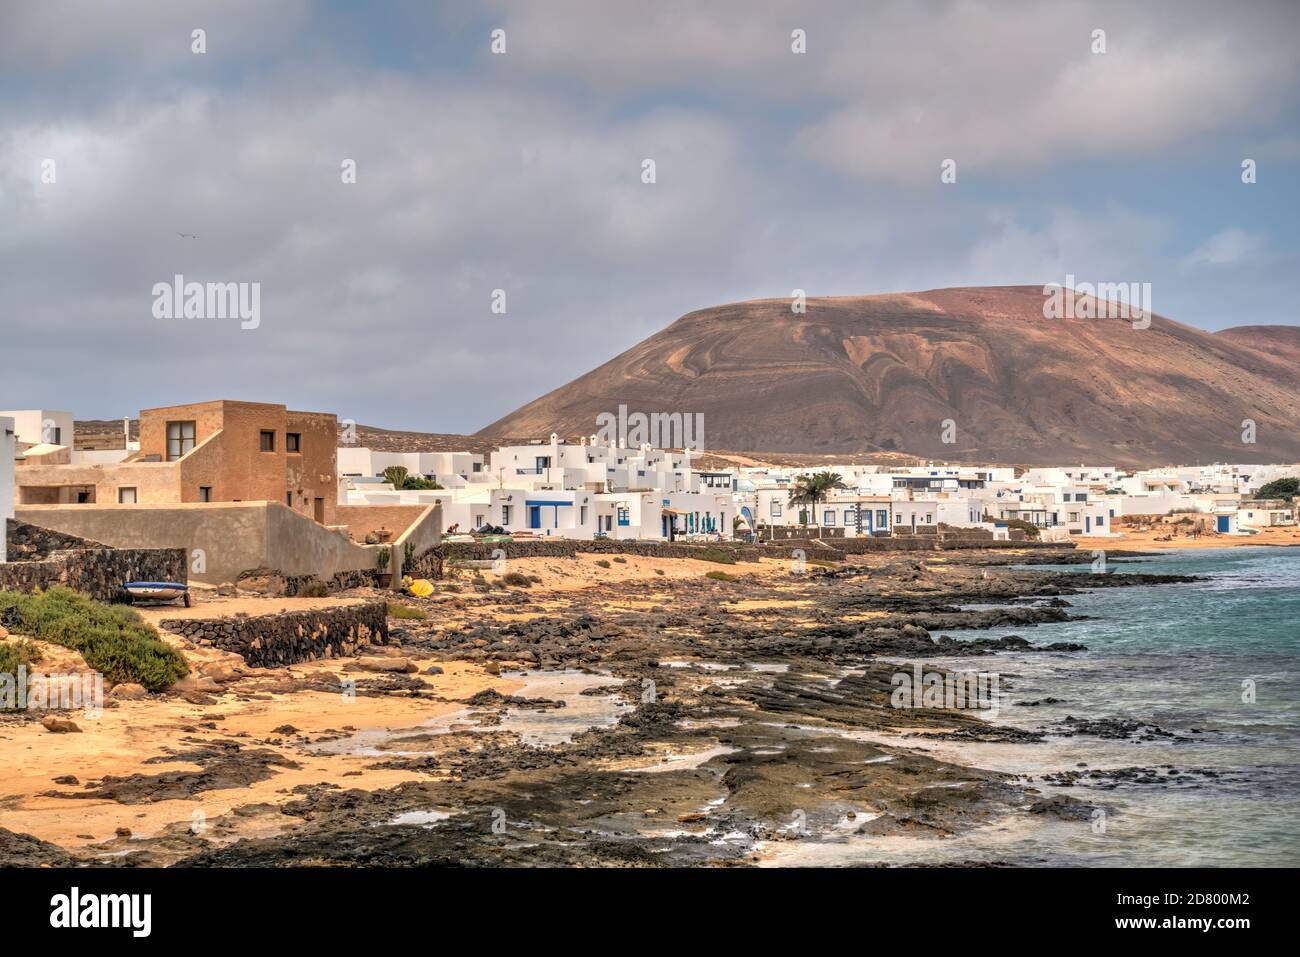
[{"x1": 765, "y1": 545, "x2": 1300, "y2": 866}]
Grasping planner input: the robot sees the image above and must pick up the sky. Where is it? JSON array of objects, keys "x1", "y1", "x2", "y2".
[{"x1": 2, "y1": 0, "x2": 1297, "y2": 433}]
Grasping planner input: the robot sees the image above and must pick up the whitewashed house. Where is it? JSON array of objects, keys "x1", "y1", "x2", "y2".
[{"x1": 337, "y1": 447, "x2": 485, "y2": 487}]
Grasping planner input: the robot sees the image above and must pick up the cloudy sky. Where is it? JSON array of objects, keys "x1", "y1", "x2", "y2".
[{"x1": 2, "y1": 0, "x2": 1297, "y2": 432}]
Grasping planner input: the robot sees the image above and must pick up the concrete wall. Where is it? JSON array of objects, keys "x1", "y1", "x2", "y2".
[
  {"x1": 14, "y1": 501, "x2": 378, "y2": 585},
  {"x1": 334, "y1": 504, "x2": 431, "y2": 542},
  {"x1": 16, "y1": 456, "x2": 180, "y2": 505},
  {"x1": 389, "y1": 504, "x2": 442, "y2": 585}
]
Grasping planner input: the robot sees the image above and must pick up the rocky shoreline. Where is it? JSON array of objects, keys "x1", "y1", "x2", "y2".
[{"x1": 0, "y1": 546, "x2": 1207, "y2": 867}]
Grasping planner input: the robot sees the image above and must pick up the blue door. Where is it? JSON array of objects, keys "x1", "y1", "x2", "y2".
[
  {"x1": 1217, "y1": 515, "x2": 1230, "y2": 533},
  {"x1": 529, "y1": 506, "x2": 541, "y2": 529}
]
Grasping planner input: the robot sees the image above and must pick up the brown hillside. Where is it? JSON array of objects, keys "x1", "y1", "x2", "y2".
[{"x1": 477, "y1": 286, "x2": 1300, "y2": 466}]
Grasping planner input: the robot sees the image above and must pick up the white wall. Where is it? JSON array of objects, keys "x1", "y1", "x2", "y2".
[
  {"x1": 1, "y1": 417, "x2": 15, "y2": 562},
  {"x1": 0, "y1": 409, "x2": 75, "y2": 447}
]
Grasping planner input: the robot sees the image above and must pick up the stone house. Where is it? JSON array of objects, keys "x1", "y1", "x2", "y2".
[{"x1": 12, "y1": 400, "x2": 338, "y2": 525}]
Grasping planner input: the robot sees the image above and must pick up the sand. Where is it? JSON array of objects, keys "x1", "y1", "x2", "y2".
[{"x1": 1074, "y1": 526, "x2": 1300, "y2": 550}]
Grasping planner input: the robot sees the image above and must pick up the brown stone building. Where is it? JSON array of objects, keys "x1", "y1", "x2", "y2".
[{"x1": 14, "y1": 401, "x2": 338, "y2": 525}]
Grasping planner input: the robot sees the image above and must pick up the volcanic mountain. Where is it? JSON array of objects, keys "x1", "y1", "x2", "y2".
[{"x1": 477, "y1": 286, "x2": 1300, "y2": 467}]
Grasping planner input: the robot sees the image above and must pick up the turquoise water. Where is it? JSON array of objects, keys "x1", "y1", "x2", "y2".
[{"x1": 771, "y1": 546, "x2": 1300, "y2": 867}]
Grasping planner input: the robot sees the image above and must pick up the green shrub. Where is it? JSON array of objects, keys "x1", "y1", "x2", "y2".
[
  {"x1": 0, "y1": 587, "x2": 188, "y2": 691},
  {"x1": 387, "y1": 603, "x2": 428, "y2": 620},
  {"x1": 611, "y1": 556, "x2": 627, "y2": 564},
  {"x1": 704, "y1": 570, "x2": 737, "y2": 582},
  {"x1": 298, "y1": 579, "x2": 329, "y2": 598},
  {"x1": 1257, "y1": 477, "x2": 1299, "y2": 499},
  {"x1": 697, "y1": 547, "x2": 736, "y2": 565},
  {"x1": 654, "y1": 569, "x2": 665, "y2": 576},
  {"x1": 0, "y1": 640, "x2": 42, "y2": 711},
  {"x1": 0, "y1": 639, "x2": 42, "y2": 675},
  {"x1": 594, "y1": 559, "x2": 611, "y2": 569},
  {"x1": 501, "y1": 572, "x2": 532, "y2": 587},
  {"x1": 981, "y1": 513, "x2": 1040, "y2": 539}
]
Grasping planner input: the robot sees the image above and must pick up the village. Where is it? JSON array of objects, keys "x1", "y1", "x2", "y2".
[
  {"x1": 2, "y1": 397, "x2": 1293, "y2": 872},
  {"x1": 2, "y1": 400, "x2": 1298, "y2": 581}
]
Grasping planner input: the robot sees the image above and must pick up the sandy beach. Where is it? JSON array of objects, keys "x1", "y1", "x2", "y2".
[
  {"x1": 0, "y1": 543, "x2": 1215, "y2": 866},
  {"x1": 1074, "y1": 526, "x2": 1300, "y2": 550}
]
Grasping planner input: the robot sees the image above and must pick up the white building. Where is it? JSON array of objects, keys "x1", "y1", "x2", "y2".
[
  {"x1": 0, "y1": 409, "x2": 74, "y2": 448},
  {"x1": 337, "y1": 447, "x2": 485, "y2": 488},
  {"x1": 1, "y1": 416, "x2": 15, "y2": 562}
]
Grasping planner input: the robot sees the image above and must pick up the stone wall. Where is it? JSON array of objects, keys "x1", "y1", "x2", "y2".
[
  {"x1": 0, "y1": 543, "x2": 187, "y2": 602},
  {"x1": 759, "y1": 535, "x2": 1069, "y2": 557},
  {"x1": 160, "y1": 601, "x2": 389, "y2": 667},
  {"x1": 235, "y1": 566, "x2": 379, "y2": 596},
  {"x1": 430, "y1": 539, "x2": 761, "y2": 570},
  {"x1": 5, "y1": 518, "x2": 107, "y2": 560}
]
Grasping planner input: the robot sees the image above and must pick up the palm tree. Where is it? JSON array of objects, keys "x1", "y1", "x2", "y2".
[{"x1": 787, "y1": 471, "x2": 848, "y2": 530}]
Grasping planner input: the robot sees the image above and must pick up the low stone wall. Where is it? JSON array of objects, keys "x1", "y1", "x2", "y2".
[
  {"x1": 0, "y1": 546, "x2": 188, "y2": 602},
  {"x1": 160, "y1": 601, "x2": 389, "y2": 667},
  {"x1": 758, "y1": 535, "x2": 1070, "y2": 557},
  {"x1": 431, "y1": 539, "x2": 761, "y2": 571},
  {"x1": 5, "y1": 519, "x2": 107, "y2": 561},
  {"x1": 404, "y1": 546, "x2": 444, "y2": 581},
  {"x1": 235, "y1": 566, "x2": 379, "y2": 596}
]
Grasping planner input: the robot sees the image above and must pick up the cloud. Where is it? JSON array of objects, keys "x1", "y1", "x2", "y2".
[
  {"x1": 1182, "y1": 228, "x2": 1265, "y2": 267},
  {"x1": 0, "y1": 0, "x2": 1296, "y2": 431}
]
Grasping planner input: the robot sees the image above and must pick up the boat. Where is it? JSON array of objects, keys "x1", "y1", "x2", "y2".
[{"x1": 123, "y1": 581, "x2": 191, "y2": 606}]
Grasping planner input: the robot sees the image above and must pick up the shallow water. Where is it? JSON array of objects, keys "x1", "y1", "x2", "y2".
[
  {"x1": 765, "y1": 546, "x2": 1300, "y2": 866},
  {"x1": 309, "y1": 669, "x2": 629, "y2": 754}
]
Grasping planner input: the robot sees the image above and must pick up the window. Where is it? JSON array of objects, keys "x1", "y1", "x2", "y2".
[
  {"x1": 770, "y1": 501, "x2": 783, "y2": 517},
  {"x1": 844, "y1": 509, "x2": 854, "y2": 526},
  {"x1": 472, "y1": 462, "x2": 482, "y2": 472},
  {"x1": 199, "y1": 486, "x2": 212, "y2": 502},
  {"x1": 287, "y1": 493, "x2": 294, "y2": 507},
  {"x1": 167, "y1": 421, "x2": 195, "y2": 460},
  {"x1": 286, "y1": 432, "x2": 301, "y2": 453},
  {"x1": 501, "y1": 505, "x2": 511, "y2": 525},
  {"x1": 617, "y1": 506, "x2": 630, "y2": 526},
  {"x1": 260, "y1": 430, "x2": 275, "y2": 452},
  {"x1": 823, "y1": 510, "x2": 835, "y2": 526},
  {"x1": 926, "y1": 514, "x2": 933, "y2": 524},
  {"x1": 118, "y1": 487, "x2": 137, "y2": 504}
]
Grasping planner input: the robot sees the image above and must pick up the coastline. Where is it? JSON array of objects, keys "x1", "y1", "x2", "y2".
[{"x1": 0, "y1": 545, "x2": 1273, "y2": 867}]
